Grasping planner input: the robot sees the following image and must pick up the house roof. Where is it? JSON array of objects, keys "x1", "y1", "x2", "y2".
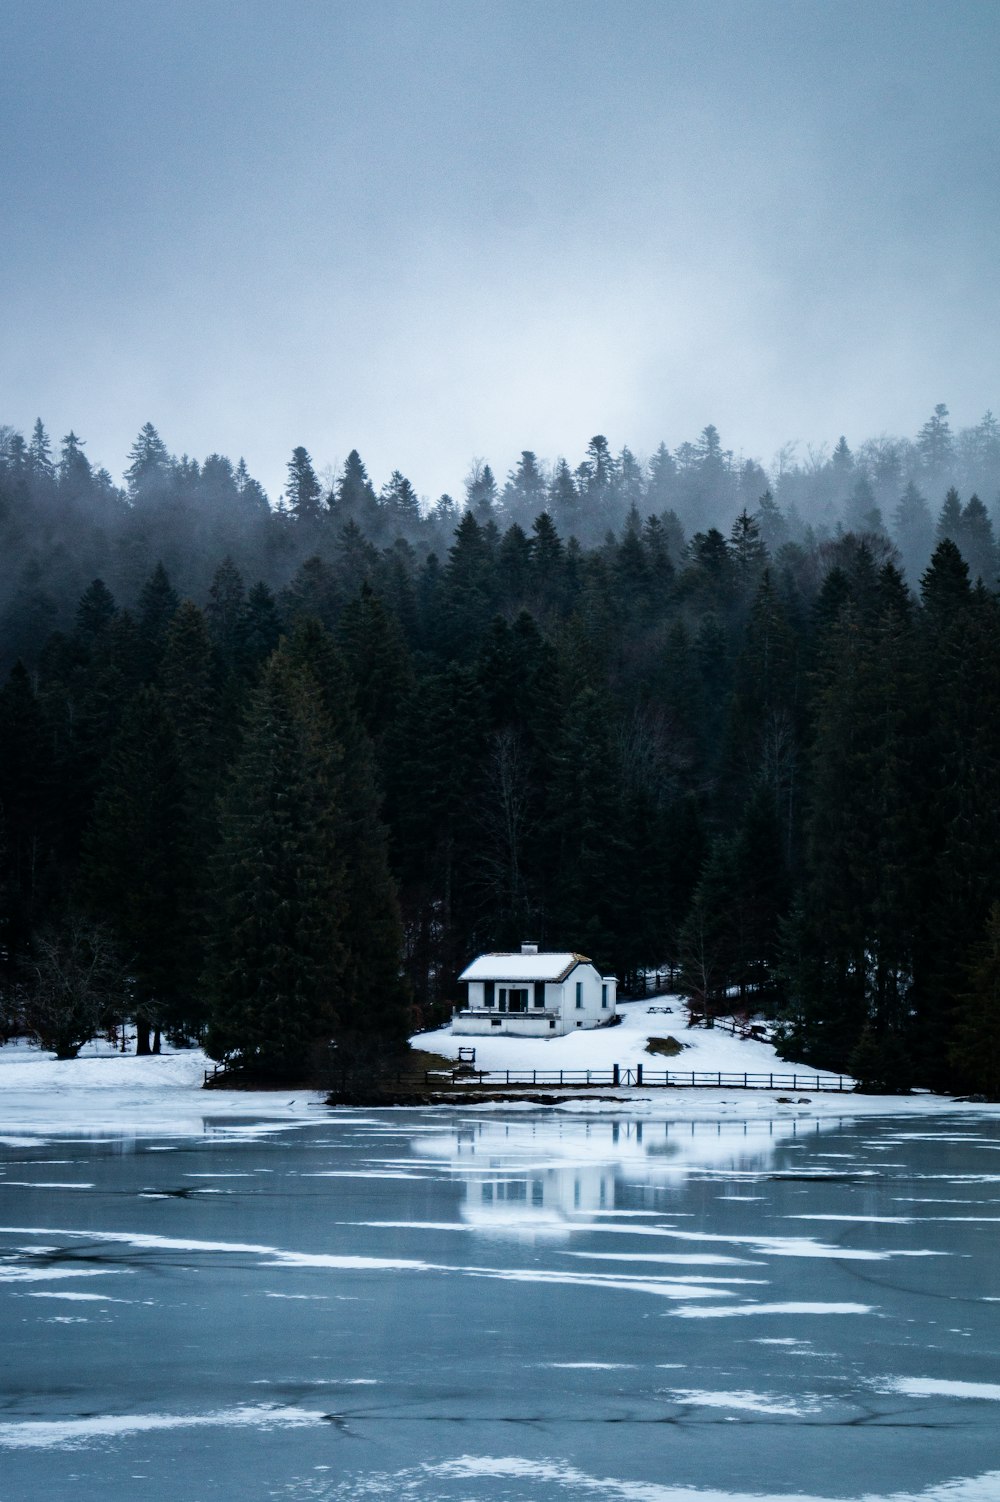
[{"x1": 459, "y1": 952, "x2": 590, "y2": 983}]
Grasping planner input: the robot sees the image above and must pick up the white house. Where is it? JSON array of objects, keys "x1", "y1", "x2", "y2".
[{"x1": 453, "y1": 942, "x2": 617, "y2": 1037}]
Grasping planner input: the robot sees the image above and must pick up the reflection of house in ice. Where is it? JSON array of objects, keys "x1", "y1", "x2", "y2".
[
  {"x1": 407, "y1": 1114, "x2": 832, "y2": 1235},
  {"x1": 450, "y1": 1120, "x2": 796, "y2": 1233},
  {"x1": 464, "y1": 1162, "x2": 616, "y2": 1231}
]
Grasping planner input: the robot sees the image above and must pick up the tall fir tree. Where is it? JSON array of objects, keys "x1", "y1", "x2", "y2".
[
  {"x1": 204, "y1": 654, "x2": 345, "y2": 1078},
  {"x1": 80, "y1": 686, "x2": 188, "y2": 1051}
]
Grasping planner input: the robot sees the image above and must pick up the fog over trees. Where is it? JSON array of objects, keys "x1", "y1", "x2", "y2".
[{"x1": 1, "y1": 404, "x2": 999, "y2": 1091}]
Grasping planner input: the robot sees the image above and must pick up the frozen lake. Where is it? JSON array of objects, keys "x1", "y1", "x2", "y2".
[{"x1": 3, "y1": 1106, "x2": 1000, "y2": 1501}]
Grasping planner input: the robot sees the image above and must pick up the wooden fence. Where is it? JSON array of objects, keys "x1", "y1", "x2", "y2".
[
  {"x1": 205, "y1": 1061, "x2": 853, "y2": 1093},
  {"x1": 424, "y1": 1065, "x2": 853, "y2": 1092}
]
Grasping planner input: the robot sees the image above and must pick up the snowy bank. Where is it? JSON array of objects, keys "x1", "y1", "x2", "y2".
[
  {"x1": 0, "y1": 1000, "x2": 999, "y2": 1140},
  {"x1": 0, "y1": 1037, "x2": 322, "y2": 1140},
  {"x1": 414, "y1": 997, "x2": 1000, "y2": 1124}
]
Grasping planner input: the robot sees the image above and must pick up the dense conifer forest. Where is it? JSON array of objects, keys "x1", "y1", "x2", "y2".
[{"x1": 1, "y1": 408, "x2": 1000, "y2": 1092}]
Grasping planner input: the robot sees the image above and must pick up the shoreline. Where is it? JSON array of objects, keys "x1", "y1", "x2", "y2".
[{"x1": 2, "y1": 1009, "x2": 1000, "y2": 1139}]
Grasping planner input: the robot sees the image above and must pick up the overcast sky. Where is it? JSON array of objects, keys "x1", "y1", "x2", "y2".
[{"x1": 2, "y1": 0, "x2": 998, "y2": 501}]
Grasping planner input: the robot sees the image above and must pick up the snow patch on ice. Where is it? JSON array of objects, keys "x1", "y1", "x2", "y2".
[
  {"x1": 0, "y1": 1403, "x2": 326, "y2": 1450},
  {"x1": 670, "y1": 1301, "x2": 874, "y2": 1318},
  {"x1": 880, "y1": 1378, "x2": 1000, "y2": 1402},
  {"x1": 23, "y1": 1291, "x2": 131, "y2": 1302},
  {"x1": 415, "y1": 1455, "x2": 1000, "y2": 1501},
  {"x1": 665, "y1": 1388, "x2": 822, "y2": 1416}
]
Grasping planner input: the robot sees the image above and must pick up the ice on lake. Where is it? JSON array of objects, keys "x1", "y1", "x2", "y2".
[{"x1": 3, "y1": 1107, "x2": 1000, "y2": 1500}]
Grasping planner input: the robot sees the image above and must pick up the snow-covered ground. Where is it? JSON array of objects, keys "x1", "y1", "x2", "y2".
[
  {"x1": 0, "y1": 999, "x2": 998, "y2": 1139},
  {"x1": 0, "y1": 1036, "x2": 319, "y2": 1140},
  {"x1": 421, "y1": 998, "x2": 828, "y2": 1079},
  {"x1": 416, "y1": 996, "x2": 1000, "y2": 1123}
]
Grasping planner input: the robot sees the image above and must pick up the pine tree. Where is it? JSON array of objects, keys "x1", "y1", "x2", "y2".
[
  {"x1": 959, "y1": 495, "x2": 997, "y2": 585},
  {"x1": 786, "y1": 581, "x2": 921, "y2": 1074},
  {"x1": 204, "y1": 654, "x2": 345, "y2": 1078},
  {"x1": 285, "y1": 621, "x2": 408, "y2": 1056},
  {"x1": 497, "y1": 523, "x2": 534, "y2": 605},
  {"x1": 547, "y1": 458, "x2": 580, "y2": 533},
  {"x1": 443, "y1": 511, "x2": 496, "y2": 656},
  {"x1": 58, "y1": 432, "x2": 92, "y2": 495},
  {"x1": 646, "y1": 443, "x2": 676, "y2": 513},
  {"x1": 283, "y1": 555, "x2": 339, "y2": 631},
  {"x1": 76, "y1": 580, "x2": 118, "y2": 639},
  {"x1": 503, "y1": 450, "x2": 547, "y2": 525},
  {"x1": 336, "y1": 583, "x2": 412, "y2": 748},
  {"x1": 831, "y1": 435, "x2": 853, "y2": 480},
  {"x1": 125, "y1": 423, "x2": 172, "y2": 501},
  {"x1": 284, "y1": 446, "x2": 323, "y2": 523},
  {"x1": 28, "y1": 420, "x2": 55, "y2": 485},
  {"x1": 950, "y1": 904, "x2": 1000, "y2": 1098},
  {"x1": 381, "y1": 470, "x2": 421, "y2": 527},
  {"x1": 0, "y1": 663, "x2": 58, "y2": 971},
  {"x1": 917, "y1": 403, "x2": 955, "y2": 480},
  {"x1": 137, "y1": 563, "x2": 179, "y2": 679},
  {"x1": 843, "y1": 476, "x2": 883, "y2": 534},
  {"x1": 546, "y1": 683, "x2": 625, "y2": 972},
  {"x1": 755, "y1": 490, "x2": 789, "y2": 554},
  {"x1": 333, "y1": 450, "x2": 378, "y2": 527},
  {"x1": 915, "y1": 568, "x2": 1000, "y2": 1085},
  {"x1": 465, "y1": 461, "x2": 499, "y2": 523},
  {"x1": 729, "y1": 509, "x2": 769, "y2": 607},
  {"x1": 936, "y1": 487, "x2": 964, "y2": 546},
  {"x1": 240, "y1": 582, "x2": 283, "y2": 673},
  {"x1": 892, "y1": 482, "x2": 934, "y2": 582},
  {"x1": 205, "y1": 557, "x2": 247, "y2": 665},
  {"x1": 81, "y1": 686, "x2": 188, "y2": 1051},
  {"x1": 333, "y1": 520, "x2": 379, "y2": 596},
  {"x1": 384, "y1": 665, "x2": 487, "y2": 1000}
]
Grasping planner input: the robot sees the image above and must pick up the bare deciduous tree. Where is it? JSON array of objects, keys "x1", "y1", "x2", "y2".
[{"x1": 13, "y1": 915, "x2": 128, "y2": 1059}]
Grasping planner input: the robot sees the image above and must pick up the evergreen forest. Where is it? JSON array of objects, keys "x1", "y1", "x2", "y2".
[{"x1": 2, "y1": 408, "x2": 1000, "y2": 1093}]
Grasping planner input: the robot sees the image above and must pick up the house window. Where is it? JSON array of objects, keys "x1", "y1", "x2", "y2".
[
  {"x1": 484, "y1": 981, "x2": 495, "y2": 1008},
  {"x1": 549, "y1": 1019, "x2": 556, "y2": 1030},
  {"x1": 575, "y1": 981, "x2": 583, "y2": 1009},
  {"x1": 533, "y1": 981, "x2": 545, "y2": 1008},
  {"x1": 498, "y1": 987, "x2": 507, "y2": 1010},
  {"x1": 601, "y1": 984, "x2": 608, "y2": 1009}
]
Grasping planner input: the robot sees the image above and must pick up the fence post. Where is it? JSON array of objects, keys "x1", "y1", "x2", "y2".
[
  {"x1": 636, "y1": 1063, "x2": 643, "y2": 1086},
  {"x1": 613, "y1": 1063, "x2": 620, "y2": 1086}
]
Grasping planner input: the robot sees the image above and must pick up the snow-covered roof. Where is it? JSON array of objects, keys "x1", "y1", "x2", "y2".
[{"x1": 459, "y1": 952, "x2": 590, "y2": 983}]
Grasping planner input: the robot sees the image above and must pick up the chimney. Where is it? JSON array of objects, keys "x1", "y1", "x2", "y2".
[{"x1": 521, "y1": 940, "x2": 538, "y2": 955}]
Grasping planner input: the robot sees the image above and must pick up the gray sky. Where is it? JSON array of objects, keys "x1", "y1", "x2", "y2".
[{"x1": 2, "y1": 0, "x2": 998, "y2": 501}]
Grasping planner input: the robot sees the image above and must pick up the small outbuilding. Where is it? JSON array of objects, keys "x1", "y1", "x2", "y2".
[{"x1": 453, "y1": 942, "x2": 617, "y2": 1037}]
